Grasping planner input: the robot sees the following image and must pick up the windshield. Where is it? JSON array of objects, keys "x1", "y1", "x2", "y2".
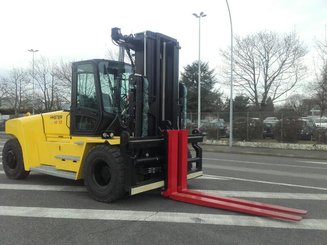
[{"x1": 98, "y1": 61, "x2": 132, "y2": 114}]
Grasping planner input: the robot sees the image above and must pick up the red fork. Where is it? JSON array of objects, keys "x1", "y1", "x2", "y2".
[{"x1": 162, "y1": 130, "x2": 307, "y2": 221}]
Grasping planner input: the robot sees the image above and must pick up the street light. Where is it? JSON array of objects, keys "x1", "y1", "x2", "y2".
[
  {"x1": 28, "y1": 49, "x2": 39, "y2": 114},
  {"x1": 193, "y1": 12, "x2": 207, "y2": 129},
  {"x1": 225, "y1": 0, "x2": 234, "y2": 147}
]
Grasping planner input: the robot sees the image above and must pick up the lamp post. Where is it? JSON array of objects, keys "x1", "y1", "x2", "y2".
[
  {"x1": 28, "y1": 49, "x2": 39, "y2": 114},
  {"x1": 225, "y1": 0, "x2": 234, "y2": 147},
  {"x1": 193, "y1": 12, "x2": 206, "y2": 129}
]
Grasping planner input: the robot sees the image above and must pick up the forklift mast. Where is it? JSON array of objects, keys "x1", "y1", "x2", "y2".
[{"x1": 111, "y1": 28, "x2": 184, "y2": 137}]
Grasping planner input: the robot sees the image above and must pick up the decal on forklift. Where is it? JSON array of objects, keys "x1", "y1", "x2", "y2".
[{"x1": 49, "y1": 114, "x2": 63, "y2": 124}]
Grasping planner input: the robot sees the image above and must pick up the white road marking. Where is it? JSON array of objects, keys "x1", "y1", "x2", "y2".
[
  {"x1": 203, "y1": 174, "x2": 327, "y2": 191},
  {"x1": 196, "y1": 190, "x2": 327, "y2": 200},
  {"x1": 198, "y1": 175, "x2": 229, "y2": 180},
  {"x1": 205, "y1": 164, "x2": 327, "y2": 180},
  {"x1": 1, "y1": 183, "x2": 327, "y2": 200},
  {"x1": 1, "y1": 170, "x2": 327, "y2": 191},
  {"x1": 0, "y1": 183, "x2": 86, "y2": 192},
  {"x1": 298, "y1": 160, "x2": 327, "y2": 165},
  {"x1": 204, "y1": 157, "x2": 327, "y2": 170},
  {"x1": 0, "y1": 206, "x2": 325, "y2": 230}
]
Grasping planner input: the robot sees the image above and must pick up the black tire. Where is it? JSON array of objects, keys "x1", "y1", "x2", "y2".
[
  {"x1": 2, "y1": 138, "x2": 30, "y2": 179},
  {"x1": 83, "y1": 145, "x2": 126, "y2": 203}
]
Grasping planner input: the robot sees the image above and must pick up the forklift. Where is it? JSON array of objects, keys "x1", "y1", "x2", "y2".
[{"x1": 2, "y1": 28, "x2": 306, "y2": 221}]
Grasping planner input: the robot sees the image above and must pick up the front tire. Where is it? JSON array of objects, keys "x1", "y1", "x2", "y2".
[
  {"x1": 2, "y1": 138, "x2": 30, "y2": 179},
  {"x1": 83, "y1": 145, "x2": 126, "y2": 203}
]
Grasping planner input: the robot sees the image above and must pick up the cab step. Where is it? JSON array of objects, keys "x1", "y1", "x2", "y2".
[
  {"x1": 55, "y1": 155, "x2": 80, "y2": 162},
  {"x1": 30, "y1": 165, "x2": 76, "y2": 180}
]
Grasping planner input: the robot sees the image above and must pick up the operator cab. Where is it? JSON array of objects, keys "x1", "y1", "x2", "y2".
[{"x1": 70, "y1": 59, "x2": 132, "y2": 136}]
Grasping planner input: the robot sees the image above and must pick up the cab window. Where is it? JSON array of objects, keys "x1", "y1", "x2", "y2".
[
  {"x1": 75, "y1": 64, "x2": 98, "y2": 131},
  {"x1": 76, "y1": 64, "x2": 98, "y2": 110}
]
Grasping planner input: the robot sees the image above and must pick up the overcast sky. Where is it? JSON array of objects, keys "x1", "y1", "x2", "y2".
[{"x1": 0, "y1": 0, "x2": 326, "y2": 77}]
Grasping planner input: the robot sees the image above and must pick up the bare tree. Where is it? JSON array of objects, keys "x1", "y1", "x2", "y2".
[
  {"x1": 0, "y1": 74, "x2": 10, "y2": 111},
  {"x1": 0, "y1": 76, "x2": 8, "y2": 100},
  {"x1": 33, "y1": 57, "x2": 60, "y2": 112},
  {"x1": 313, "y1": 36, "x2": 327, "y2": 117},
  {"x1": 316, "y1": 37, "x2": 327, "y2": 64},
  {"x1": 33, "y1": 58, "x2": 74, "y2": 112},
  {"x1": 53, "y1": 60, "x2": 72, "y2": 108},
  {"x1": 0, "y1": 68, "x2": 30, "y2": 115},
  {"x1": 284, "y1": 94, "x2": 309, "y2": 116},
  {"x1": 315, "y1": 63, "x2": 327, "y2": 117},
  {"x1": 53, "y1": 60, "x2": 72, "y2": 86},
  {"x1": 222, "y1": 31, "x2": 307, "y2": 110}
]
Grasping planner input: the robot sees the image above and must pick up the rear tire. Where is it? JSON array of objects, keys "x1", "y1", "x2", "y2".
[
  {"x1": 2, "y1": 138, "x2": 30, "y2": 179},
  {"x1": 83, "y1": 145, "x2": 126, "y2": 203}
]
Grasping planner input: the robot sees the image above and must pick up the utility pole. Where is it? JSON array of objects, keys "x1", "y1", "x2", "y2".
[
  {"x1": 225, "y1": 0, "x2": 234, "y2": 147},
  {"x1": 193, "y1": 12, "x2": 207, "y2": 129}
]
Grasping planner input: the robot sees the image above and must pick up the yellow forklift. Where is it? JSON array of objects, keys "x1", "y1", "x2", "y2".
[
  {"x1": 2, "y1": 28, "x2": 306, "y2": 220},
  {"x1": 3, "y1": 28, "x2": 203, "y2": 202}
]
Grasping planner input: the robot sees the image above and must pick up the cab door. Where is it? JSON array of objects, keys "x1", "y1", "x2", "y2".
[{"x1": 70, "y1": 61, "x2": 102, "y2": 136}]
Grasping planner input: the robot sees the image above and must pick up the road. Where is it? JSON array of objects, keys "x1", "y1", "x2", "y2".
[{"x1": 0, "y1": 138, "x2": 327, "y2": 245}]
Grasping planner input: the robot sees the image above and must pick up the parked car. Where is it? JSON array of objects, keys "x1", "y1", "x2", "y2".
[
  {"x1": 262, "y1": 122, "x2": 275, "y2": 139},
  {"x1": 200, "y1": 119, "x2": 227, "y2": 138},
  {"x1": 313, "y1": 117, "x2": 327, "y2": 128},
  {"x1": 233, "y1": 117, "x2": 263, "y2": 140},
  {"x1": 298, "y1": 118, "x2": 316, "y2": 140},
  {"x1": 263, "y1": 116, "x2": 279, "y2": 125}
]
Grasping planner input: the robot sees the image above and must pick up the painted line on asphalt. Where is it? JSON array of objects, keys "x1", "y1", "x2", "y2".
[
  {"x1": 0, "y1": 206, "x2": 325, "y2": 230},
  {"x1": 203, "y1": 174, "x2": 327, "y2": 191},
  {"x1": 197, "y1": 190, "x2": 327, "y2": 200},
  {"x1": 205, "y1": 164, "x2": 327, "y2": 180},
  {"x1": 0, "y1": 171, "x2": 326, "y2": 191},
  {"x1": 204, "y1": 157, "x2": 327, "y2": 170},
  {"x1": 1, "y1": 183, "x2": 327, "y2": 200},
  {"x1": 0, "y1": 183, "x2": 86, "y2": 192},
  {"x1": 298, "y1": 160, "x2": 327, "y2": 165},
  {"x1": 1, "y1": 166, "x2": 326, "y2": 191},
  {"x1": 198, "y1": 175, "x2": 229, "y2": 180}
]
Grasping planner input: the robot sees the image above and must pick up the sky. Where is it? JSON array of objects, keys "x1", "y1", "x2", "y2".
[{"x1": 0, "y1": 0, "x2": 326, "y2": 87}]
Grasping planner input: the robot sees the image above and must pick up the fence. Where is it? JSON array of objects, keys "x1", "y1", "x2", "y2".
[
  {"x1": 2, "y1": 110, "x2": 327, "y2": 144},
  {"x1": 186, "y1": 111, "x2": 327, "y2": 144}
]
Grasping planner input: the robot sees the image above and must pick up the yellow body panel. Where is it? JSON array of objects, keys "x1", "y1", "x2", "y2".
[{"x1": 5, "y1": 111, "x2": 120, "y2": 180}]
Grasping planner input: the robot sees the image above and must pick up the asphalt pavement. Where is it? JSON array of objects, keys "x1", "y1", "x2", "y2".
[
  {"x1": 1, "y1": 131, "x2": 327, "y2": 160},
  {"x1": 201, "y1": 143, "x2": 327, "y2": 160},
  {"x1": 1, "y1": 132, "x2": 327, "y2": 244}
]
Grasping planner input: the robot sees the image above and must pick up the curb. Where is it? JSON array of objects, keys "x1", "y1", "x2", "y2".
[{"x1": 204, "y1": 139, "x2": 327, "y2": 151}]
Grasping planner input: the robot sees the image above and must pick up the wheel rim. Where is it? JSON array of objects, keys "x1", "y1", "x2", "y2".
[
  {"x1": 93, "y1": 160, "x2": 111, "y2": 187},
  {"x1": 6, "y1": 150, "x2": 17, "y2": 169}
]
